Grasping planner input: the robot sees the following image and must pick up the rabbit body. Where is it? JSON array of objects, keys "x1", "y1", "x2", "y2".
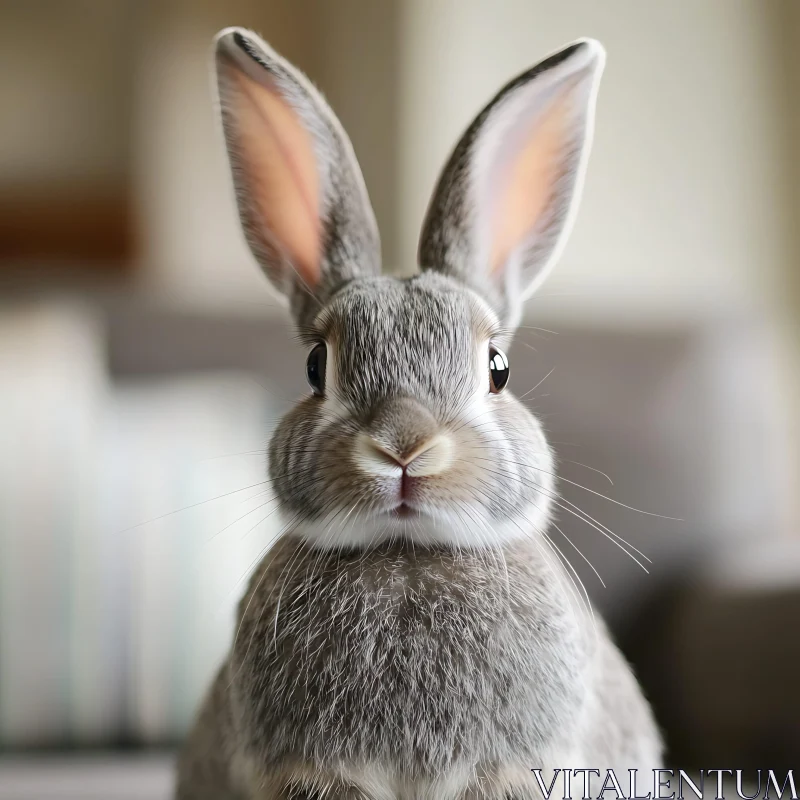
[
  {"x1": 177, "y1": 536, "x2": 660, "y2": 798},
  {"x1": 177, "y1": 27, "x2": 663, "y2": 799}
]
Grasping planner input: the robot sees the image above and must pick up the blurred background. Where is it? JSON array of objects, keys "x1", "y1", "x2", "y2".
[{"x1": 1, "y1": 0, "x2": 799, "y2": 796}]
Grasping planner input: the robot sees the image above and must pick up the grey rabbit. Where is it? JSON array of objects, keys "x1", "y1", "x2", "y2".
[{"x1": 177, "y1": 27, "x2": 663, "y2": 800}]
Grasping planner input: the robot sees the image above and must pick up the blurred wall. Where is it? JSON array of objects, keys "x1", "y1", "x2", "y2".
[
  {"x1": 0, "y1": 1, "x2": 134, "y2": 186},
  {"x1": 774, "y1": 0, "x2": 800, "y2": 532},
  {"x1": 776, "y1": 1, "x2": 800, "y2": 325},
  {"x1": 0, "y1": 0, "x2": 137, "y2": 263}
]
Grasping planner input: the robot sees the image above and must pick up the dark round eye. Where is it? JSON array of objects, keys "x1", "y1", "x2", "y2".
[
  {"x1": 489, "y1": 346, "x2": 509, "y2": 393},
  {"x1": 306, "y1": 342, "x2": 327, "y2": 396}
]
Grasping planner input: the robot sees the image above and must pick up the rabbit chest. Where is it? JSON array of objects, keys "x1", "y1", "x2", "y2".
[{"x1": 230, "y1": 536, "x2": 590, "y2": 776}]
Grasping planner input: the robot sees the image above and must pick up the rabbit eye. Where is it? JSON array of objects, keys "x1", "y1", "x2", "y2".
[
  {"x1": 306, "y1": 343, "x2": 327, "y2": 396},
  {"x1": 489, "y1": 346, "x2": 509, "y2": 393}
]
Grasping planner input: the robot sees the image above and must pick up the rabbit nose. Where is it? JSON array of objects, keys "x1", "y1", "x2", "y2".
[{"x1": 355, "y1": 433, "x2": 454, "y2": 478}]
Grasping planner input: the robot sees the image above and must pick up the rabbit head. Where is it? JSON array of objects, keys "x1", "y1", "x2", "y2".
[{"x1": 214, "y1": 28, "x2": 604, "y2": 549}]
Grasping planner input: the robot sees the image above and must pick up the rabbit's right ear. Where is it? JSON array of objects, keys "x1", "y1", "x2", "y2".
[{"x1": 214, "y1": 28, "x2": 381, "y2": 324}]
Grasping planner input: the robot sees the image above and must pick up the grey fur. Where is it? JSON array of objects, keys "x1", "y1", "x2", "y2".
[
  {"x1": 177, "y1": 28, "x2": 663, "y2": 799},
  {"x1": 178, "y1": 540, "x2": 660, "y2": 798}
]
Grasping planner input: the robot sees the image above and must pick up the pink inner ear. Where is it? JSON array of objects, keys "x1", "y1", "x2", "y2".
[
  {"x1": 228, "y1": 64, "x2": 322, "y2": 289},
  {"x1": 489, "y1": 85, "x2": 577, "y2": 276}
]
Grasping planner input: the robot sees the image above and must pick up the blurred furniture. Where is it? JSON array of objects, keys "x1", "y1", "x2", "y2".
[
  {"x1": 0, "y1": 303, "x2": 274, "y2": 748},
  {"x1": 627, "y1": 539, "x2": 800, "y2": 770},
  {"x1": 0, "y1": 3, "x2": 136, "y2": 269}
]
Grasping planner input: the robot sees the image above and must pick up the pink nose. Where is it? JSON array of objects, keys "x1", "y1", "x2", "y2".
[{"x1": 355, "y1": 433, "x2": 453, "y2": 478}]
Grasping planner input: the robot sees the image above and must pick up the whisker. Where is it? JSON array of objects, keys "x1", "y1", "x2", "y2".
[
  {"x1": 558, "y1": 460, "x2": 614, "y2": 486},
  {"x1": 472, "y1": 453, "x2": 674, "y2": 529},
  {"x1": 550, "y1": 520, "x2": 606, "y2": 588},
  {"x1": 541, "y1": 528, "x2": 597, "y2": 633},
  {"x1": 205, "y1": 496, "x2": 278, "y2": 544},
  {"x1": 119, "y1": 480, "x2": 272, "y2": 533},
  {"x1": 516, "y1": 366, "x2": 555, "y2": 401},
  {"x1": 472, "y1": 460, "x2": 652, "y2": 571},
  {"x1": 516, "y1": 325, "x2": 560, "y2": 335},
  {"x1": 198, "y1": 450, "x2": 266, "y2": 462}
]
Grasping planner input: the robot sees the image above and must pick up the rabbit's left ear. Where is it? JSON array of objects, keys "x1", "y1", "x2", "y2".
[{"x1": 418, "y1": 40, "x2": 605, "y2": 328}]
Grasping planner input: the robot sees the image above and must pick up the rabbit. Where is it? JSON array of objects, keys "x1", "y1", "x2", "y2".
[{"x1": 176, "y1": 27, "x2": 663, "y2": 800}]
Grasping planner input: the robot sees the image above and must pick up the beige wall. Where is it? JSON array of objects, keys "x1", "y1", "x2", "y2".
[
  {"x1": 771, "y1": 0, "x2": 800, "y2": 535},
  {"x1": 0, "y1": 0, "x2": 134, "y2": 186}
]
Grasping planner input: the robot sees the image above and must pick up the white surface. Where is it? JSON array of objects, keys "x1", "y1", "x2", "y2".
[
  {"x1": 0, "y1": 755, "x2": 174, "y2": 800},
  {"x1": 0, "y1": 303, "x2": 276, "y2": 746}
]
